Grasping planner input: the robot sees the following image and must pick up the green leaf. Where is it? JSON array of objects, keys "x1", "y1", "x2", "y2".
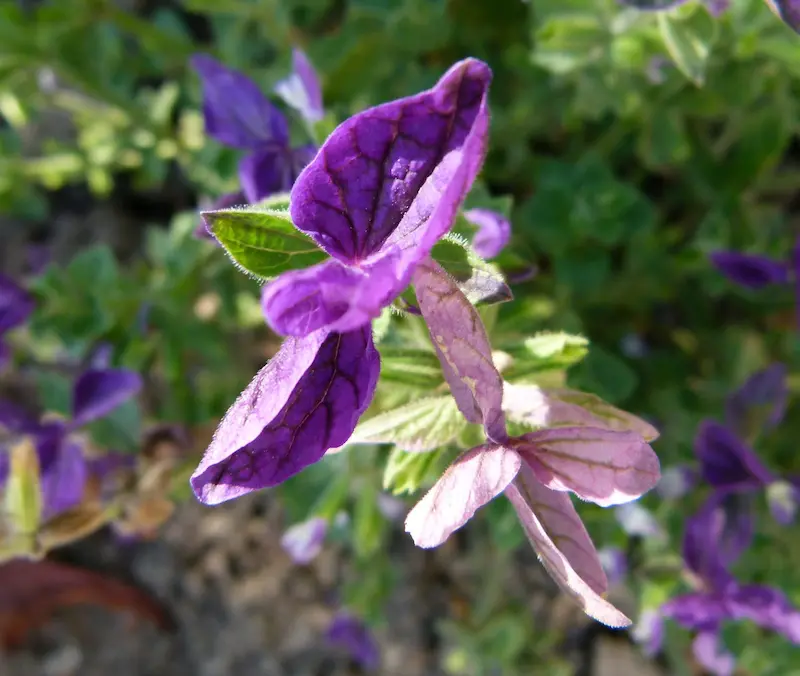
[
  {"x1": 353, "y1": 482, "x2": 385, "y2": 558},
  {"x1": 432, "y1": 234, "x2": 513, "y2": 306},
  {"x1": 658, "y1": 7, "x2": 716, "y2": 86},
  {"x1": 4, "y1": 440, "x2": 42, "y2": 538},
  {"x1": 383, "y1": 447, "x2": 442, "y2": 495},
  {"x1": 567, "y1": 346, "x2": 638, "y2": 405},
  {"x1": 205, "y1": 208, "x2": 327, "y2": 279},
  {"x1": 378, "y1": 347, "x2": 446, "y2": 389},
  {"x1": 504, "y1": 332, "x2": 589, "y2": 381},
  {"x1": 350, "y1": 396, "x2": 466, "y2": 452}
]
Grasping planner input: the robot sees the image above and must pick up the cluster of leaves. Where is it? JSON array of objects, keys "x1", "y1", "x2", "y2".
[{"x1": 1, "y1": 0, "x2": 799, "y2": 673}]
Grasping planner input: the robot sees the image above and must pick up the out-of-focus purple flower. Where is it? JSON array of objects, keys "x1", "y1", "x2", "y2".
[
  {"x1": 325, "y1": 612, "x2": 380, "y2": 670},
  {"x1": 191, "y1": 55, "x2": 317, "y2": 203},
  {"x1": 709, "y1": 251, "x2": 789, "y2": 289},
  {"x1": 645, "y1": 493, "x2": 800, "y2": 674},
  {"x1": 0, "y1": 274, "x2": 34, "y2": 367},
  {"x1": 598, "y1": 547, "x2": 628, "y2": 586},
  {"x1": 462, "y1": 208, "x2": 511, "y2": 259},
  {"x1": 190, "y1": 60, "x2": 492, "y2": 506},
  {"x1": 274, "y1": 48, "x2": 324, "y2": 125},
  {"x1": 620, "y1": 332, "x2": 648, "y2": 359},
  {"x1": 619, "y1": 0, "x2": 729, "y2": 14},
  {"x1": 0, "y1": 368, "x2": 142, "y2": 519},
  {"x1": 794, "y1": 235, "x2": 800, "y2": 330},
  {"x1": 695, "y1": 415, "x2": 797, "y2": 526},
  {"x1": 725, "y1": 364, "x2": 788, "y2": 440},
  {"x1": 615, "y1": 502, "x2": 664, "y2": 540},
  {"x1": 280, "y1": 516, "x2": 327, "y2": 564},
  {"x1": 26, "y1": 243, "x2": 50, "y2": 276},
  {"x1": 376, "y1": 492, "x2": 406, "y2": 522},
  {"x1": 765, "y1": 0, "x2": 800, "y2": 33},
  {"x1": 656, "y1": 465, "x2": 697, "y2": 500}
]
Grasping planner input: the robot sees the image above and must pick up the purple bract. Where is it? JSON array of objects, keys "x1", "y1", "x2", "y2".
[
  {"x1": 404, "y1": 259, "x2": 660, "y2": 627},
  {"x1": 190, "y1": 59, "x2": 492, "y2": 504}
]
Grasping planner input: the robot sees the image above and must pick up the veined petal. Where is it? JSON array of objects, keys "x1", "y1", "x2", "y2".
[
  {"x1": 261, "y1": 249, "x2": 404, "y2": 336},
  {"x1": 463, "y1": 208, "x2": 511, "y2": 259},
  {"x1": 289, "y1": 58, "x2": 491, "y2": 263},
  {"x1": 405, "y1": 443, "x2": 521, "y2": 548},
  {"x1": 191, "y1": 54, "x2": 288, "y2": 149},
  {"x1": 709, "y1": 251, "x2": 789, "y2": 289},
  {"x1": 505, "y1": 467, "x2": 629, "y2": 628},
  {"x1": 504, "y1": 384, "x2": 660, "y2": 442},
  {"x1": 694, "y1": 420, "x2": 774, "y2": 490},
  {"x1": 274, "y1": 48, "x2": 324, "y2": 124},
  {"x1": 0, "y1": 274, "x2": 34, "y2": 335},
  {"x1": 514, "y1": 427, "x2": 660, "y2": 507},
  {"x1": 190, "y1": 328, "x2": 379, "y2": 504},
  {"x1": 71, "y1": 369, "x2": 143, "y2": 427},
  {"x1": 413, "y1": 259, "x2": 505, "y2": 442}
]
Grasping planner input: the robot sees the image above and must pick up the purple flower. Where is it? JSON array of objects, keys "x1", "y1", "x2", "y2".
[
  {"x1": 0, "y1": 274, "x2": 34, "y2": 367},
  {"x1": 274, "y1": 48, "x2": 324, "y2": 125},
  {"x1": 261, "y1": 59, "x2": 492, "y2": 337},
  {"x1": 618, "y1": 0, "x2": 728, "y2": 14},
  {"x1": 709, "y1": 250, "x2": 789, "y2": 289},
  {"x1": 646, "y1": 494, "x2": 800, "y2": 675},
  {"x1": 191, "y1": 55, "x2": 317, "y2": 203},
  {"x1": 462, "y1": 208, "x2": 511, "y2": 259},
  {"x1": 190, "y1": 60, "x2": 492, "y2": 506},
  {"x1": 765, "y1": 0, "x2": 800, "y2": 33},
  {"x1": 695, "y1": 418, "x2": 797, "y2": 525},
  {"x1": 724, "y1": 364, "x2": 788, "y2": 440},
  {"x1": 403, "y1": 259, "x2": 660, "y2": 627},
  {"x1": 280, "y1": 516, "x2": 327, "y2": 564},
  {"x1": 656, "y1": 464, "x2": 697, "y2": 500},
  {"x1": 0, "y1": 368, "x2": 142, "y2": 519},
  {"x1": 325, "y1": 612, "x2": 379, "y2": 670},
  {"x1": 598, "y1": 547, "x2": 628, "y2": 586}
]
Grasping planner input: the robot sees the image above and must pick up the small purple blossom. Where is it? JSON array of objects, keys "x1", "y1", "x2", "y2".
[
  {"x1": 598, "y1": 547, "x2": 628, "y2": 586},
  {"x1": 280, "y1": 516, "x2": 327, "y2": 564},
  {"x1": 656, "y1": 465, "x2": 697, "y2": 500},
  {"x1": 462, "y1": 208, "x2": 511, "y2": 259},
  {"x1": 0, "y1": 368, "x2": 142, "y2": 519},
  {"x1": 646, "y1": 494, "x2": 800, "y2": 675},
  {"x1": 0, "y1": 274, "x2": 34, "y2": 367},
  {"x1": 615, "y1": 501, "x2": 664, "y2": 539},
  {"x1": 191, "y1": 55, "x2": 317, "y2": 203},
  {"x1": 190, "y1": 59, "x2": 493, "y2": 504},
  {"x1": 274, "y1": 48, "x2": 324, "y2": 125},
  {"x1": 724, "y1": 364, "x2": 788, "y2": 440},
  {"x1": 709, "y1": 250, "x2": 789, "y2": 289},
  {"x1": 325, "y1": 612, "x2": 380, "y2": 670}
]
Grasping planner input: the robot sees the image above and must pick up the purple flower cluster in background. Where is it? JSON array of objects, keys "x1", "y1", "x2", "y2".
[
  {"x1": 0, "y1": 274, "x2": 34, "y2": 368},
  {"x1": 640, "y1": 364, "x2": 800, "y2": 673},
  {"x1": 710, "y1": 236, "x2": 800, "y2": 329},
  {"x1": 0, "y1": 368, "x2": 142, "y2": 520},
  {"x1": 644, "y1": 493, "x2": 800, "y2": 675}
]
